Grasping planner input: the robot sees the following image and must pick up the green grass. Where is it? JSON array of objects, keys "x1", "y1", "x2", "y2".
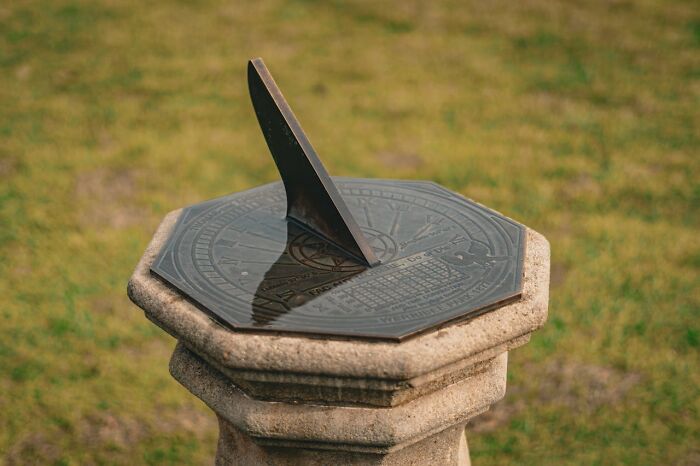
[{"x1": 1, "y1": 0, "x2": 698, "y2": 464}]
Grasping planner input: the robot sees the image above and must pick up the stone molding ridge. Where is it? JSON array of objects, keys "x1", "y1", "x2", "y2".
[{"x1": 169, "y1": 343, "x2": 507, "y2": 453}]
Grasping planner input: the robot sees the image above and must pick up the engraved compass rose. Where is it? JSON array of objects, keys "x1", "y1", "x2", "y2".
[
  {"x1": 290, "y1": 227, "x2": 397, "y2": 273},
  {"x1": 150, "y1": 58, "x2": 526, "y2": 341}
]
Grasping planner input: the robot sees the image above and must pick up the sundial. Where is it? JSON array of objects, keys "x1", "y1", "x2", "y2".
[{"x1": 151, "y1": 58, "x2": 526, "y2": 341}]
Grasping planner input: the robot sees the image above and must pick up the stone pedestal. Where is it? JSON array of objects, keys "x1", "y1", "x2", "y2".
[{"x1": 128, "y1": 210, "x2": 550, "y2": 465}]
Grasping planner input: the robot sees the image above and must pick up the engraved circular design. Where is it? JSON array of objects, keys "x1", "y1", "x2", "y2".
[
  {"x1": 289, "y1": 228, "x2": 397, "y2": 272},
  {"x1": 151, "y1": 178, "x2": 525, "y2": 341}
]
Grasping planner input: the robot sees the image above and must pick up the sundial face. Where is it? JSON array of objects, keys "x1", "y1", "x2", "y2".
[{"x1": 151, "y1": 178, "x2": 525, "y2": 341}]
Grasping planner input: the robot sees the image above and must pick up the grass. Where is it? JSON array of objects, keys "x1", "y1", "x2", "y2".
[{"x1": 0, "y1": 0, "x2": 698, "y2": 464}]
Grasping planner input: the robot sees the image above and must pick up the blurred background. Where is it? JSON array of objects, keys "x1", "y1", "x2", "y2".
[{"x1": 1, "y1": 0, "x2": 698, "y2": 464}]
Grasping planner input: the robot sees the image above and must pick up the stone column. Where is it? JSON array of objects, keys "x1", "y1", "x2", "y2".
[{"x1": 128, "y1": 211, "x2": 550, "y2": 465}]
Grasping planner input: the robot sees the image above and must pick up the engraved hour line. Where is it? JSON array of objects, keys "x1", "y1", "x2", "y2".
[
  {"x1": 406, "y1": 215, "x2": 445, "y2": 242},
  {"x1": 251, "y1": 217, "x2": 287, "y2": 236},
  {"x1": 238, "y1": 226, "x2": 283, "y2": 243},
  {"x1": 217, "y1": 257, "x2": 241, "y2": 265},
  {"x1": 215, "y1": 239, "x2": 237, "y2": 248},
  {"x1": 236, "y1": 243, "x2": 284, "y2": 254},
  {"x1": 239, "y1": 259, "x2": 297, "y2": 266},
  {"x1": 263, "y1": 223, "x2": 287, "y2": 236},
  {"x1": 387, "y1": 201, "x2": 408, "y2": 236},
  {"x1": 354, "y1": 199, "x2": 374, "y2": 228},
  {"x1": 214, "y1": 240, "x2": 287, "y2": 259},
  {"x1": 256, "y1": 271, "x2": 311, "y2": 282},
  {"x1": 389, "y1": 210, "x2": 401, "y2": 236},
  {"x1": 252, "y1": 298, "x2": 276, "y2": 308},
  {"x1": 224, "y1": 216, "x2": 285, "y2": 240},
  {"x1": 216, "y1": 256, "x2": 296, "y2": 267}
]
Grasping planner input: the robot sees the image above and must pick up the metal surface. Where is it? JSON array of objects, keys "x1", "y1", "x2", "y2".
[
  {"x1": 248, "y1": 58, "x2": 379, "y2": 267},
  {"x1": 151, "y1": 179, "x2": 525, "y2": 341}
]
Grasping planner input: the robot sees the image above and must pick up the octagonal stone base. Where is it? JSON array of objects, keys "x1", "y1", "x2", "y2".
[{"x1": 128, "y1": 209, "x2": 550, "y2": 464}]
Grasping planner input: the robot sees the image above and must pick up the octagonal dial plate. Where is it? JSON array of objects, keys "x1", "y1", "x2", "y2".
[{"x1": 151, "y1": 178, "x2": 525, "y2": 341}]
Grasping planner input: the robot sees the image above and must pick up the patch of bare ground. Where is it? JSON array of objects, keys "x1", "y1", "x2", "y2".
[
  {"x1": 377, "y1": 151, "x2": 423, "y2": 170},
  {"x1": 0, "y1": 156, "x2": 16, "y2": 179},
  {"x1": 557, "y1": 174, "x2": 603, "y2": 202},
  {"x1": 537, "y1": 360, "x2": 642, "y2": 410},
  {"x1": 73, "y1": 406, "x2": 214, "y2": 454},
  {"x1": 469, "y1": 387, "x2": 526, "y2": 434},
  {"x1": 469, "y1": 360, "x2": 641, "y2": 433},
  {"x1": 153, "y1": 404, "x2": 216, "y2": 436},
  {"x1": 676, "y1": 450, "x2": 700, "y2": 466},
  {"x1": 15, "y1": 64, "x2": 32, "y2": 81},
  {"x1": 550, "y1": 262, "x2": 568, "y2": 288},
  {"x1": 75, "y1": 168, "x2": 148, "y2": 229},
  {"x1": 122, "y1": 338, "x2": 173, "y2": 360},
  {"x1": 5, "y1": 432, "x2": 62, "y2": 466},
  {"x1": 89, "y1": 294, "x2": 134, "y2": 316},
  {"x1": 88, "y1": 295, "x2": 118, "y2": 316},
  {"x1": 78, "y1": 411, "x2": 147, "y2": 448}
]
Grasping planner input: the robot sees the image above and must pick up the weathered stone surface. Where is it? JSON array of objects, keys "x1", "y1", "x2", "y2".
[{"x1": 170, "y1": 343, "x2": 503, "y2": 453}]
